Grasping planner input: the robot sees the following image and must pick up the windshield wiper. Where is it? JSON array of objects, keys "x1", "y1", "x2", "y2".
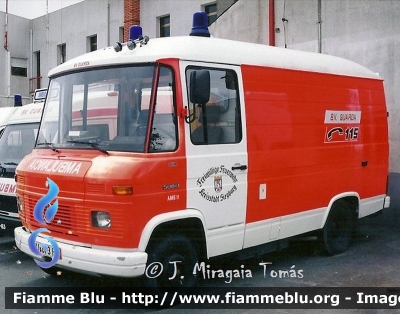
[
  {"x1": 37, "y1": 142, "x2": 60, "y2": 153},
  {"x1": 3, "y1": 162, "x2": 18, "y2": 166},
  {"x1": 67, "y1": 140, "x2": 109, "y2": 155}
]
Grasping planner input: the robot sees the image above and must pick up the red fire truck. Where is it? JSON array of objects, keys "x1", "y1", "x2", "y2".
[{"x1": 14, "y1": 12, "x2": 390, "y2": 288}]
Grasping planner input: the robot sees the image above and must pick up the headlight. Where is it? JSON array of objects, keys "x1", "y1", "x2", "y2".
[
  {"x1": 16, "y1": 196, "x2": 23, "y2": 213},
  {"x1": 91, "y1": 211, "x2": 111, "y2": 229}
]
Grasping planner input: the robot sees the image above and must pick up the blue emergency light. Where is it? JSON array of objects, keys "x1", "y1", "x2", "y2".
[
  {"x1": 114, "y1": 25, "x2": 149, "y2": 52},
  {"x1": 129, "y1": 25, "x2": 143, "y2": 41},
  {"x1": 14, "y1": 94, "x2": 22, "y2": 107},
  {"x1": 189, "y1": 11, "x2": 210, "y2": 37}
]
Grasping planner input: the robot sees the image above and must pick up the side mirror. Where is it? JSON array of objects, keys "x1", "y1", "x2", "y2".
[
  {"x1": 189, "y1": 70, "x2": 210, "y2": 104},
  {"x1": 224, "y1": 71, "x2": 236, "y2": 90}
]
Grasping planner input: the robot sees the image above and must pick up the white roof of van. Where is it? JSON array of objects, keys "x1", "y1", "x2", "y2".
[
  {"x1": 0, "y1": 107, "x2": 18, "y2": 128},
  {"x1": 8, "y1": 102, "x2": 44, "y2": 125},
  {"x1": 49, "y1": 36, "x2": 380, "y2": 80}
]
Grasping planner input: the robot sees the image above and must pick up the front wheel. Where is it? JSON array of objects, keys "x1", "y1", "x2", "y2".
[
  {"x1": 145, "y1": 234, "x2": 198, "y2": 289},
  {"x1": 323, "y1": 200, "x2": 354, "y2": 255}
]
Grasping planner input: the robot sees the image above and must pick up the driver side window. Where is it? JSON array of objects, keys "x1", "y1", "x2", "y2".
[{"x1": 186, "y1": 67, "x2": 242, "y2": 145}]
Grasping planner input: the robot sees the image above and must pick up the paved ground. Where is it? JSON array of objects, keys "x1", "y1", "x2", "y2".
[{"x1": 1, "y1": 203, "x2": 400, "y2": 313}]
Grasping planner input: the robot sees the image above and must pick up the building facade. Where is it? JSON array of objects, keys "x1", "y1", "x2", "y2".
[{"x1": 0, "y1": 0, "x2": 124, "y2": 107}]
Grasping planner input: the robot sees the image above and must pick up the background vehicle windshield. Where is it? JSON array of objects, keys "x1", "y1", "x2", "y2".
[
  {"x1": 0, "y1": 123, "x2": 39, "y2": 175},
  {"x1": 37, "y1": 65, "x2": 176, "y2": 153}
]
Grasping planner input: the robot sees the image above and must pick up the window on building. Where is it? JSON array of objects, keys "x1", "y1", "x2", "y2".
[
  {"x1": 119, "y1": 26, "x2": 124, "y2": 42},
  {"x1": 205, "y1": 3, "x2": 217, "y2": 25},
  {"x1": 35, "y1": 51, "x2": 41, "y2": 78},
  {"x1": 159, "y1": 15, "x2": 170, "y2": 37},
  {"x1": 88, "y1": 35, "x2": 97, "y2": 52},
  {"x1": 32, "y1": 51, "x2": 41, "y2": 90},
  {"x1": 57, "y1": 43, "x2": 66, "y2": 65},
  {"x1": 11, "y1": 67, "x2": 27, "y2": 77},
  {"x1": 11, "y1": 57, "x2": 28, "y2": 77}
]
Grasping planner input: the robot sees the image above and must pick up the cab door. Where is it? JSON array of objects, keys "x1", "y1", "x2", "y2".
[{"x1": 182, "y1": 63, "x2": 248, "y2": 257}]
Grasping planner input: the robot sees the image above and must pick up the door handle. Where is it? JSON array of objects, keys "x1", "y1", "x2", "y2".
[{"x1": 231, "y1": 164, "x2": 247, "y2": 171}]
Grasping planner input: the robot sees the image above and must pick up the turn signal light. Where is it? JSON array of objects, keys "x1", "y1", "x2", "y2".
[{"x1": 112, "y1": 186, "x2": 133, "y2": 195}]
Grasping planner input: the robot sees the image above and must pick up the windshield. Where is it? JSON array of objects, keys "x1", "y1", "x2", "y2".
[
  {"x1": 0, "y1": 123, "x2": 39, "y2": 173},
  {"x1": 37, "y1": 64, "x2": 177, "y2": 153}
]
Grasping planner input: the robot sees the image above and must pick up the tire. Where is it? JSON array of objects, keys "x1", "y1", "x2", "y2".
[
  {"x1": 323, "y1": 200, "x2": 354, "y2": 255},
  {"x1": 145, "y1": 234, "x2": 198, "y2": 289}
]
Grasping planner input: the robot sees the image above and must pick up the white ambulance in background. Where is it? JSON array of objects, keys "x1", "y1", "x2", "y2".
[{"x1": 0, "y1": 93, "x2": 46, "y2": 235}]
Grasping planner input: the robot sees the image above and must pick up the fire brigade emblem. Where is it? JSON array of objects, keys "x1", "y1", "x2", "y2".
[
  {"x1": 197, "y1": 166, "x2": 238, "y2": 202},
  {"x1": 214, "y1": 175, "x2": 222, "y2": 193}
]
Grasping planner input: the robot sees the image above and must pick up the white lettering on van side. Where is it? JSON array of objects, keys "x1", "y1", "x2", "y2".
[
  {"x1": 27, "y1": 159, "x2": 82, "y2": 175},
  {"x1": 324, "y1": 110, "x2": 361, "y2": 124}
]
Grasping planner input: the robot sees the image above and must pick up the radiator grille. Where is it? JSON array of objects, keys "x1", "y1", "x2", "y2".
[{"x1": 22, "y1": 192, "x2": 124, "y2": 240}]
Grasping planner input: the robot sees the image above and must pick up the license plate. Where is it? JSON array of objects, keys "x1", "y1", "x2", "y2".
[{"x1": 35, "y1": 241, "x2": 60, "y2": 259}]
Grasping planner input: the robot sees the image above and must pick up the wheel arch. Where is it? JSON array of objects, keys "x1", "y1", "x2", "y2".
[
  {"x1": 322, "y1": 192, "x2": 359, "y2": 228},
  {"x1": 138, "y1": 210, "x2": 208, "y2": 260}
]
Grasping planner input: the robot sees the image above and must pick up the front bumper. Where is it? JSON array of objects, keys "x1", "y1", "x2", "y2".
[{"x1": 14, "y1": 226, "x2": 148, "y2": 277}]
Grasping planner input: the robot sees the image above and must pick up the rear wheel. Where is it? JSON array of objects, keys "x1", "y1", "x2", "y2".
[
  {"x1": 145, "y1": 234, "x2": 198, "y2": 289},
  {"x1": 323, "y1": 200, "x2": 354, "y2": 255}
]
